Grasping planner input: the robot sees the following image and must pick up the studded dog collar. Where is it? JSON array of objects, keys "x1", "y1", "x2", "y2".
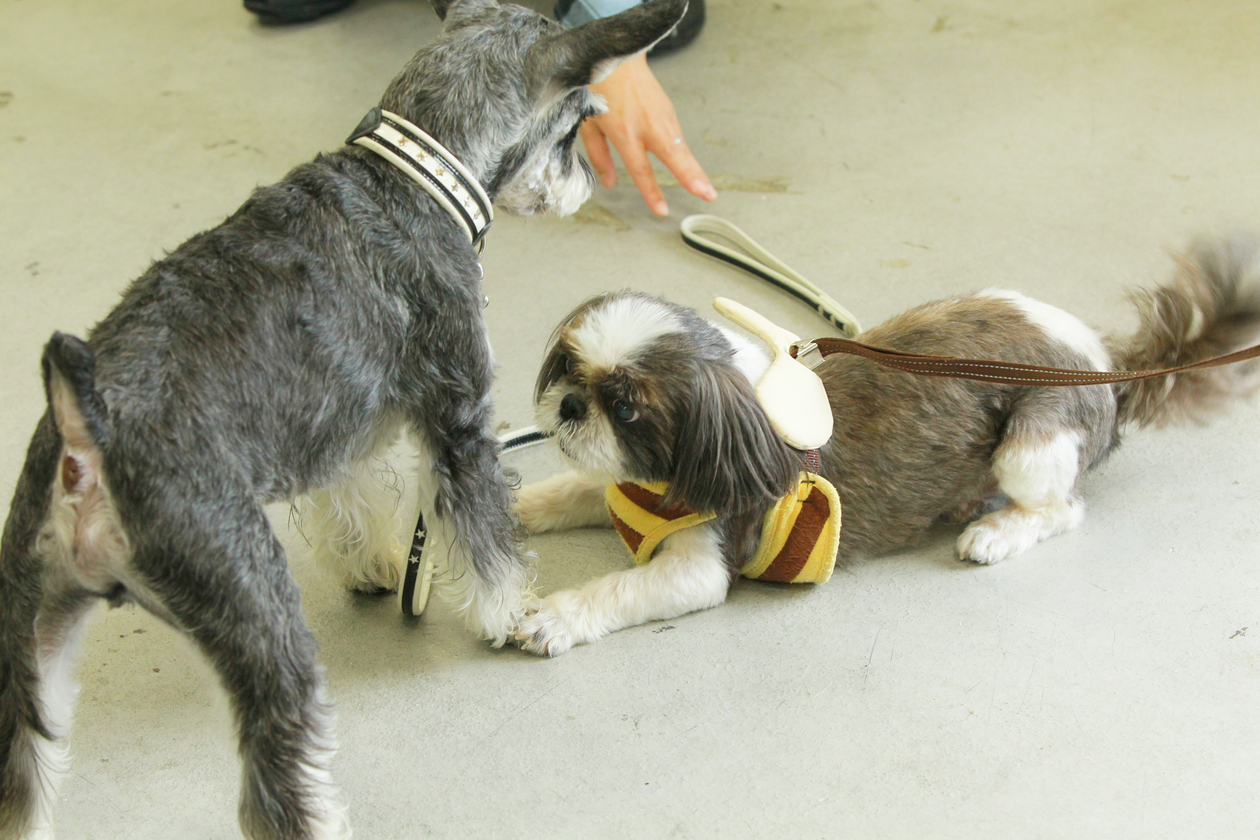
[{"x1": 348, "y1": 107, "x2": 493, "y2": 250}]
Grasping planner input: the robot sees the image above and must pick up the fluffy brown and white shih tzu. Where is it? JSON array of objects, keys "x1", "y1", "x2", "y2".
[{"x1": 515, "y1": 237, "x2": 1260, "y2": 656}]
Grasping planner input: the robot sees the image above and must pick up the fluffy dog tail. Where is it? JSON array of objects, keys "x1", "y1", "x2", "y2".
[{"x1": 1108, "y1": 237, "x2": 1260, "y2": 429}]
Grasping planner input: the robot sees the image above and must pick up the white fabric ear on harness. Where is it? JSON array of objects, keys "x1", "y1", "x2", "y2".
[
  {"x1": 713, "y1": 297, "x2": 835, "y2": 451},
  {"x1": 350, "y1": 109, "x2": 493, "y2": 247},
  {"x1": 681, "y1": 214, "x2": 862, "y2": 338}
]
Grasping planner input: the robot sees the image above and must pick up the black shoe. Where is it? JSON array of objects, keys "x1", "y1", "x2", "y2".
[
  {"x1": 647, "y1": 0, "x2": 704, "y2": 57},
  {"x1": 244, "y1": 0, "x2": 356, "y2": 24}
]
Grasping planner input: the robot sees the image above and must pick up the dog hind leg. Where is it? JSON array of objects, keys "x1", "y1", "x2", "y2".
[
  {"x1": 3, "y1": 353, "x2": 128, "y2": 840},
  {"x1": 136, "y1": 492, "x2": 350, "y2": 840},
  {"x1": 0, "y1": 586, "x2": 96, "y2": 840},
  {"x1": 1, "y1": 414, "x2": 84, "y2": 840},
  {"x1": 957, "y1": 426, "x2": 1087, "y2": 564},
  {"x1": 21, "y1": 592, "x2": 96, "y2": 840}
]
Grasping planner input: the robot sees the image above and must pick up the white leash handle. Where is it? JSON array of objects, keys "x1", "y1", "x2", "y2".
[{"x1": 680, "y1": 215, "x2": 863, "y2": 338}]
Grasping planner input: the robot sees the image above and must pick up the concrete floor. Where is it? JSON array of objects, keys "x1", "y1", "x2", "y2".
[{"x1": 3, "y1": 0, "x2": 1259, "y2": 837}]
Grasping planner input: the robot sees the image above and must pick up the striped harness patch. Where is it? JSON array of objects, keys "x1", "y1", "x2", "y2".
[{"x1": 604, "y1": 473, "x2": 841, "y2": 584}]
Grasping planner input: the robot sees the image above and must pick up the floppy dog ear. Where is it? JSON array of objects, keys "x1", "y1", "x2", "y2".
[
  {"x1": 523, "y1": 0, "x2": 688, "y2": 101},
  {"x1": 666, "y1": 361, "x2": 800, "y2": 515},
  {"x1": 535, "y1": 335, "x2": 572, "y2": 403},
  {"x1": 534, "y1": 293, "x2": 617, "y2": 402}
]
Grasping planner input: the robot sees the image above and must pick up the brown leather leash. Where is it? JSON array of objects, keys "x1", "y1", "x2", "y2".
[
  {"x1": 680, "y1": 215, "x2": 1260, "y2": 388},
  {"x1": 790, "y1": 336, "x2": 1260, "y2": 387}
]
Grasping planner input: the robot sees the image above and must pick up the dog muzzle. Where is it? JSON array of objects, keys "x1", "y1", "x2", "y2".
[
  {"x1": 348, "y1": 107, "x2": 494, "y2": 250},
  {"x1": 605, "y1": 472, "x2": 841, "y2": 584}
]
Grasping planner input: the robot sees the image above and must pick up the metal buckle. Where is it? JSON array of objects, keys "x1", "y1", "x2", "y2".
[
  {"x1": 346, "y1": 106, "x2": 384, "y2": 145},
  {"x1": 791, "y1": 340, "x2": 825, "y2": 370}
]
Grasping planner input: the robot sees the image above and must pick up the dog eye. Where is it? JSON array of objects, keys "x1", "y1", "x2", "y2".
[{"x1": 612, "y1": 399, "x2": 638, "y2": 423}]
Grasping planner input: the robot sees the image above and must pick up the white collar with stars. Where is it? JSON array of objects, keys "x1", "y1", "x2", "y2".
[{"x1": 347, "y1": 107, "x2": 494, "y2": 250}]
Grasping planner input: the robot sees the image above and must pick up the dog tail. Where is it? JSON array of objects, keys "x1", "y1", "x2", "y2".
[
  {"x1": 42, "y1": 332, "x2": 111, "y2": 451},
  {"x1": 0, "y1": 333, "x2": 112, "y2": 837},
  {"x1": 1108, "y1": 236, "x2": 1260, "y2": 429}
]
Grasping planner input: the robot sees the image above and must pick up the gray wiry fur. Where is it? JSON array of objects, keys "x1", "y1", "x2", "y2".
[
  {"x1": 519, "y1": 238, "x2": 1260, "y2": 654},
  {"x1": 0, "y1": 1, "x2": 687, "y2": 837}
]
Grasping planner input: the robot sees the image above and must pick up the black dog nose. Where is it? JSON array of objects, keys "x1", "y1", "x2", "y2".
[{"x1": 559, "y1": 393, "x2": 586, "y2": 422}]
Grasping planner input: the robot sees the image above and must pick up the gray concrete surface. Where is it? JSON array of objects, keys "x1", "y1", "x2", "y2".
[{"x1": 2, "y1": 0, "x2": 1258, "y2": 837}]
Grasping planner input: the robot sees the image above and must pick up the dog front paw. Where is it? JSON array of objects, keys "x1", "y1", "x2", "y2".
[
  {"x1": 348, "y1": 549, "x2": 403, "y2": 593},
  {"x1": 458, "y1": 565, "x2": 538, "y2": 648},
  {"x1": 514, "y1": 591, "x2": 590, "y2": 657},
  {"x1": 515, "y1": 484, "x2": 562, "y2": 535},
  {"x1": 515, "y1": 471, "x2": 610, "y2": 535}
]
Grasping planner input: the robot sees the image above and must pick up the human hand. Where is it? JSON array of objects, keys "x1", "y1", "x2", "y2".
[{"x1": 580, "y1": 53, "x2": 716, "y2": 216}]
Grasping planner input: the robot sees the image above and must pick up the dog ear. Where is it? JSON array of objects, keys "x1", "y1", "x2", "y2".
[
  {"x1": 523, "y1": 0, "x2": 688, "y2": 102},
  {"x1": 666, "y1": 360, "x2": 800, "y2": 515},
  {"x1": 535, "y1": 335, "x2": 571, "y2": 403},
  {"x1": 534, "y1": 293, "x2": 617, "y2": 402},
  {"x1": 432, "y1": 0, "x2": 495, "y2": 24}
]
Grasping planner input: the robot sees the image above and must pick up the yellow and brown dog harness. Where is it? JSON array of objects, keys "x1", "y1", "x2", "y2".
[
  {"x1": 604, "y1": 472, "x2": 841, "y2": 584},
  {"x1": 602, "y1": 299, "x2": 844, "y2": 585}
]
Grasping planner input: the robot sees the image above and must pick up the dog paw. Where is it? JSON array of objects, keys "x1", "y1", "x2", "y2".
[
  {"x1": 515, "y1": 486, "x2": 560, "y2": 535},
  {"x1": 454, "y1": 558, "x2": 538, "y2": 648},
  {"x1": 345, "y1": 550, "x2": 402, "y2": 593},
  {"x1": 956, "y1": 511, "x2": 1041, "y2": 565},
  {"x1": 515, "y1": 591, "x2": 587, "y2": 657},
  {"x1": 958, "y1": 522, "x2": 1015, "y2": 565},
  {"x1": 957, "y1": 500, "x2": 1084, "y2": 565}
]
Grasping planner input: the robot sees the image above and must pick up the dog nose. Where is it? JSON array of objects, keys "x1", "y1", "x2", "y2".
[{"x1": 559, "y1": 393, "x2": 586, "y2": 422}]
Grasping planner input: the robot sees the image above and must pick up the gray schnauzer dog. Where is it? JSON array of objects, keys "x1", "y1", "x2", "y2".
[{"x1": 0, "y1": 0, "x2": 687, "y2": 837}]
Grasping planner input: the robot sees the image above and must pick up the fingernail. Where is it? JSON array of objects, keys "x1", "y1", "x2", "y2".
[
  {"x1": 653, "y1": 201, "x2": 669, "y2": 216},
  {"x1": 694, "y1": 180, "x2": 717, "y2": 201}
]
